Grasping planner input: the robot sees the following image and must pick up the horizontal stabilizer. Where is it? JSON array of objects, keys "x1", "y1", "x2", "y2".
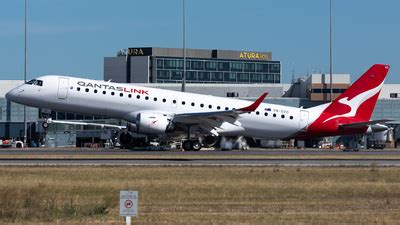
[{"x1": 339, "y1": 119, "x2": 394, "y2": 129}]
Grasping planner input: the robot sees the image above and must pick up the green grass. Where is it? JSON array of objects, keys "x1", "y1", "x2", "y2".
[{"x1": 1, "y1": 166, "x2": 400, "y2": 224}]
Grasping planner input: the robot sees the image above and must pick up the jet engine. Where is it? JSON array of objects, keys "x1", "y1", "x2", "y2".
[
  {"x1": 203, "y1": 135, "x2": 218, "y2": 147},
  {"x1": 127, "y1": 112, "x2": 174, "y2": 135},
  {"x1": 366, "y1": 124, "x2": 389, "y2": 134}
]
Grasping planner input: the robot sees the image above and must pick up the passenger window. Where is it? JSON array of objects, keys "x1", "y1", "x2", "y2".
[
  {"x1": 200, "y1": 104, "x2": 204, "y2": 108},
  {"x1": 225, "y1": 107, "x2": 229, "y2": 110},
  {"x1": 154, "y1": 97, "x2": 157, "y2": 101},
  {"x1": 162, "y1": 99, "x2": 166, "y2": 103},
  {"x1": 120, "y1": 93, "x2": 123, "y2": 97},
  {"x1": 77, "y1": 87, "x2": 81, "y2": 91},
  {"x1": 182, "y1": 101, "x2": 186, "y2": 105},
  {"x1": 85, "y1": 88, "x2": 89, "y2": 92},
  {"x1": 273, "y1": 113, "x2": 276, "y2": 117},
  {"x1": 94, "y1": 90, "x2": 98, "y2": 93},
  {"x1": 145, "y1": 96, "x2": 149, "y2": 100},
  {"x1": 111, "y1": 92, "x2": 115, "y2": 96},
  {"x1": 208, "y1": 105, "x2": 212, "y2": 109},
  {"x1": 173, "y1": 100, "x2": 176, "y2": 104},
  {"x1": 191, "y1": 102, "x2": 195, "y2": 106},
  {"x1": 136, "y1": 95, "x2": 140, "y2": 99},
  {"x1": 217, "y1": 106, "x2": 221, "y2": 110},
  {"x1": 264, "y1": 112, "x2": 268, "y2": 116},
  {"x1": 128, "y1": 94, "x2": 132, "y2": 98},
  {"x1": 103, "y1": 91, "x2": 106, "y2": 95},
  {"x1": 281, "y1": 115, "x2": 285, "y2": 119},
  {"x1": 290, "y1": 116, "x2": 293, "y2": 120},
  {"x1": 256, "y1": 111, "x2": 260, "y2": 115}
]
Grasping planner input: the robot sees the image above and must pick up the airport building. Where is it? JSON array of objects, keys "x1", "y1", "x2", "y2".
[{"x1": 104, "y1": 47, "x2": 281, "y2": 84}]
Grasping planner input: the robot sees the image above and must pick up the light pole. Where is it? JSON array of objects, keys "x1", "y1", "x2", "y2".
[
  {"x1": 181, "y1": 0, "x2": 186, "y2": 92},
  {"x1": 329, "y1": 0, "x2": 333, "y2": 102},
  {"x1": 23, "y1": 0, "x2": 28, "y2": 145}
]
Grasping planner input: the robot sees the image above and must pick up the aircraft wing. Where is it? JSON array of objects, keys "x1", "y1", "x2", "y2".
[
  {"x1": 172, "y1": 93, "x2": 268, "y2": 135},
  {"x1": 339, "y1": 119, "x2": 394, "y2": 129}
]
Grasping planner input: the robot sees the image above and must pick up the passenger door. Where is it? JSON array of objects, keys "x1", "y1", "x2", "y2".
[
  {"x1": 57, "y1": 77, "x2": 69, "y2": 100},
  {"x1": 299, "y1": 110, "x2": 309, "y2": 131}
]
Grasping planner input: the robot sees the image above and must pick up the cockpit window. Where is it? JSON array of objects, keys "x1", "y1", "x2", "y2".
[
  {"x1": 35, "y1": 80, "x2": 43, "y2": 86},
  {"x1": 26, "y1": 79, "x2": 43, "y2": 86},
  {"x1": 26, "y1": 79, "x2": 36, "y2": 85}
]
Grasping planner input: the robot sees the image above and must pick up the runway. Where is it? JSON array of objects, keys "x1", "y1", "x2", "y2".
[{"x1": 0, "y1": 148, "x2": 400, "y2": 166}]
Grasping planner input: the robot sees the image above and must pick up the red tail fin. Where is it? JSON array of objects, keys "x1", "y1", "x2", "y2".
[
  {"x1": 307, "y1": 64, "x2": 390, "y2": 135},
  {"x1": 322, "y1": 64, "x2": 389, "y2": 122}
]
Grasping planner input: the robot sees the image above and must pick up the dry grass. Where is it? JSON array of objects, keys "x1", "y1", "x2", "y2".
[{"x1": 0, "y1": 166, "x2": 400, "y2": 224}]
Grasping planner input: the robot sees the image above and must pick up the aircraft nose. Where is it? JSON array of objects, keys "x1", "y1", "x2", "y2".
[{"x1": 5, "y1": 87, "x2": 21, "y2": 102}]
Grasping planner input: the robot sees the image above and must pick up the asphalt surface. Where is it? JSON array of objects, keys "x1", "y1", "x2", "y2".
[{"x1": 0, "y1": 148, "x2": 400, "y2": 166}]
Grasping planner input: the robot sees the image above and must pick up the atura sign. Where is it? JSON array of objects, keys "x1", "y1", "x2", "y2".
[
  {"x1": 120, "y1": 191, "x2": 138, "y2": 217},
  {"x1": 239, "y1": 52, "x2": 269, "y2": 60}
]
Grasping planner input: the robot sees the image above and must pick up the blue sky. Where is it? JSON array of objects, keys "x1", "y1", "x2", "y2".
[{"x1": 1, "y1": 0, "x2": 399, "y2": 83}]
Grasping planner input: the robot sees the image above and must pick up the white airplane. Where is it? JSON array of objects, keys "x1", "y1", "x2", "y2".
[{"x1": 6, "y1": 64, "x2": 391, "y2": 150}]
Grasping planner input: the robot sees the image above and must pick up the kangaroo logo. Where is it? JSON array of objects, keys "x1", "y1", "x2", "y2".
[{"x1": 323, "y1": 80, "x2": 384, "y2": 123}]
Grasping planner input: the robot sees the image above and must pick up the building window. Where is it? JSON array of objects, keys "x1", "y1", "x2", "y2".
[
  {"x1": 157, "y1": 70, "x2": 170, "y2": 79},
  {"x1": 210, "y1": 72, "x2": 223, "y2": 81},
  {"x1": 191, "y1": 60, "x2": 204, "y2": 70},
  {"x1": 205, "y1": 61, "x2": 217, "y2": 71},
  {"x1": 269, "y1": 64, "x2": 280, "y2": 73},
  {"x1": 186, "y1": 71, "x2": 197, "y2": 80},
  {"x1": 218, "y1": 62, "x2": 230, "y2": 71},
  {"x1": 171, "y1": 71, "x2": 183, "y2": 80},
  {"x1": 250, "y1": 74, "x2": 261, "y2": 83},
  {"x1": 227, "y1": 92, "x2": 239, "y2": 97},
  {"x1": 237, "y1": 73, "x2": 249, "y2": 83},
  {"x1": 256, "y1": 63, "x2": 269, "y2": 73},
  {"x1": 243, "y1": 63, "x2": 255, "y2": 72},
  {"x1": 164, "y1": 59, "x2": 179, "y2": 69},
  {"x1": 231, "y1": 62, "x2": 242, "y2": 72},
  {"x1": 224, "y1": 72, "x2": 236, "y2": 82},
  {"x1": 198, "y1": 72, "x2": 210, "y2": 81},
  {"x1": 156, "y1": 59, "x2": 163, "y2": 69}
]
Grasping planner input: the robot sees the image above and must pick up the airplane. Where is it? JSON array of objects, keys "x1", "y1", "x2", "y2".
[{"x1": 6, "y1": 64, "x2": 391, "y2": 150}]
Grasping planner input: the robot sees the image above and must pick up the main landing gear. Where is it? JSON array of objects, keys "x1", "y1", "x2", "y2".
[{"x1": 182, "y1": 140, "x2": 202, "y2": 151}]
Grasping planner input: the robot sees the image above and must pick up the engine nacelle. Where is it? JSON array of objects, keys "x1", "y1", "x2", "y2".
[
  {"x1": 366, "y1": 124, "x2": 389, "y2": 134},
  {"x1": 129, "y1": 112, "x2": 174, "y2": 135}
]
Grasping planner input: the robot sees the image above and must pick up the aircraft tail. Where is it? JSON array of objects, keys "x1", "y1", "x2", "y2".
[{"x1": 314, "y1": 64, "x2": 390, "y2": 125}]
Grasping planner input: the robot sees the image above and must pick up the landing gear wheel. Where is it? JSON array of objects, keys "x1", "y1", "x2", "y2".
[
  {"x1": 42, "y1": 122, "x2": 49, "y2": 129},
  {"x1": 182, "y1": 140, "x2": 192, "y2": 151},
  {"x1": 191, "y1": 141, "x2": 202, "y2": 151}
]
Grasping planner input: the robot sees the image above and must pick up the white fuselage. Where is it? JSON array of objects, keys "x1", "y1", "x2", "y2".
[{"x1": 6, "y1": 75, "x2": 325, "y2": 139}]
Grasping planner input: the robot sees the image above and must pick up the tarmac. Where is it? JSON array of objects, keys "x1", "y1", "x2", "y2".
[{"x1": 0, "y1": 148, "x2": 399, "y2": 166}]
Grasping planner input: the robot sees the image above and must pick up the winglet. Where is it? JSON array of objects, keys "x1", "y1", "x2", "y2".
[{"x1": 237, "y1": 92, "x2": 268, "y2": 112}]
